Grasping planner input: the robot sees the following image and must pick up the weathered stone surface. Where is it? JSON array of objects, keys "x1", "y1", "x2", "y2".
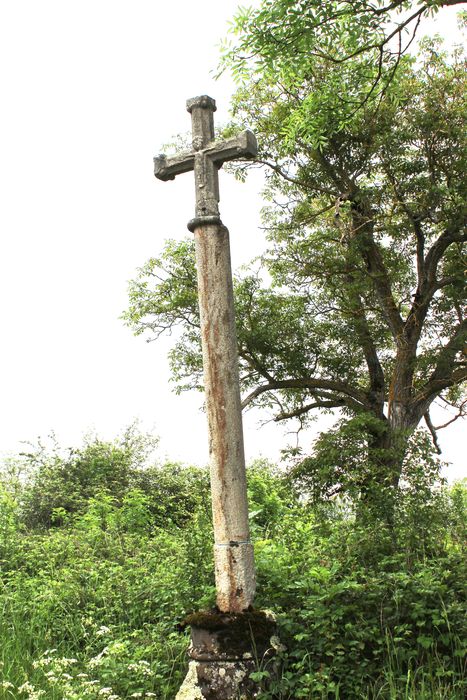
[
  {"x1": 175, "y1": 661, "x2": 205, "y2": 700},
  {"x1": 153, "y1": 95, "x2": 257, "y2": 220},
  {"x1": 175, "y1": 659, "x2": 257, "y2": 700},
  {"x1": 155, "y1": 96, "x2": 257, "y2": 613},
  {"x1": 194, "y1": 222, "x2": 255, "y2": 611},
  {"x1": 176, "y1": 610, "x2": 278, "y2": 700},
  {"x1": 183, "y1": 609, "x2": 277, "y2": 661},
  {"x1": 155, "y1": 95, "x2": 262, "y2": 696},
  {"x1": 213, "y1": 542, "x2": 256, "y2": 614}
]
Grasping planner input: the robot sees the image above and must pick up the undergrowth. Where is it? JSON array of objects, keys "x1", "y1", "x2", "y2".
[{"x1": 0, "y1": 436, "x2": 465, "y2": 699}]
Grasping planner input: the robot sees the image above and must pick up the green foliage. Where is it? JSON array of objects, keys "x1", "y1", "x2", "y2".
[
  {"x1": 122, "y1": 241, "x2": 202, "y2": 394},
  {"x1": 19, "y1": 428, "x2": 155, "y2": 529},
  {"x1": 219, "y1": 0, "x2": 463, "y2": 142},
  {"x1": 0, "y1": 435, "x2": 214, "y2": 699},
  {"x1": 0, "y1": 433, "x2": 465, "y2": 698},
  {"x1": 0, "y1": 484, "x2": 19, "y2": 564},
  {"x1": 131, "y1": 462, "x2": 210, "y2": 527},
  {"x1": 292, "y1": 413, "x2": 391, "y2": 502},
  {"x1": 252, "y1": 481, "x2": 467, "y2": 698},
  {"x1": 17, "y1": 428, "x2": 210, "y2": 531},
  {"x1": 247, "y1": 459, "x2": 296, "y2": 535},
  {"x1": 124, "y1": 22, "x2": 467, "y2": 512}
]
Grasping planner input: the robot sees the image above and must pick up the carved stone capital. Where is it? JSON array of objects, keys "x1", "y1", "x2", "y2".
[{"x1": 187, "y1": 95, "x2": 217, "y2": 114}]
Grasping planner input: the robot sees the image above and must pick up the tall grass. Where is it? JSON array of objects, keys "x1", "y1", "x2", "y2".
[{"x1": 1, "y1": 458, "x2": 465, "y2": 699}]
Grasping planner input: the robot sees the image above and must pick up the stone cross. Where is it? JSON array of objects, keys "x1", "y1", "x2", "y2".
[{"x1": 154, "y1": 96, "x2": 257, "y2": 613}]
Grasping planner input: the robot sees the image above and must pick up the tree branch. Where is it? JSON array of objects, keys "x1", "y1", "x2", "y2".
[
  {"x1": 413, "y1": 319, "x2": 467, "y2": 416},
  {"x1": 434, "y1": 398, "x2": 467, "y2": 430},
  {"x1": 273, "y1": 399, "x2": 346, "y2": 422},
  {"x1": 257, "y1": 157, "x2": 337, "y2": 195},
  {"x1": 351, "y1": 205, "x2": 405, "y2": 343},
  {"x1": 424, "y1": 224, "x2": 467, "y2": 284},
  {"x1": 424, "y1": 411, "x2": 442, "y2": 454},
  {"x1": 241, "y1": 378, "x2": 370, "y2": 412},
  {"x1": 314, "y1": 153, "x2": 406, "y2": 346}
]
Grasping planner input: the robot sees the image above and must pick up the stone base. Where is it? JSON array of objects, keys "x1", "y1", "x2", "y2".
[
  {"x1": 175, "y1": 610, "x2": 278, "y2": 700},
  {"x1": 175, "y1": 659, "x2": 260, "y2": 700}
]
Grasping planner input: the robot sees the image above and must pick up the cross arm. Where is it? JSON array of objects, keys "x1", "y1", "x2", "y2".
[
  {"x1": 205, "y1": 130, "x2": 258, "y2": 166},
  {"x1": 153, "y1": 151, "x2": 195, "y2": 182},
  {"x1": 153, "y1": 130, "x2": 258, "y2": 183}
]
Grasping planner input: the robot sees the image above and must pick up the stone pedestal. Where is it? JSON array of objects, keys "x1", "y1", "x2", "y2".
[{"x1": 176, "y1": 610, "x2": 278, "y2": 700}]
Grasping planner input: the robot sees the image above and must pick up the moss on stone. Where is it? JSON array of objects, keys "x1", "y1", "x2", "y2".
[{"x1": 181, "y1": 609, "x2": 277, "y2": 658}]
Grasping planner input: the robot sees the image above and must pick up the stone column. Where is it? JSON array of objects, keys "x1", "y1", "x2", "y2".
[{"x1": 193, "y1": 222, "x2": 255, "y2": 612}]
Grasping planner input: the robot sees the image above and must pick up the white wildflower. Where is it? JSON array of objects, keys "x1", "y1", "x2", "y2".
[
  {"x1": 17, "y1": 683, "x2": 46, "y2": 699},
  {"x1": 127, "y1": 660, "x2": 153, "y2": 676},
  {"x1": 18, "y1": 682, "x2": 34, "y2": 694},
  {"x1": 88, "y1": 647, "x2": 108, "y2": 667},
  {"x1": 96, "y1": 625, "x2": 111, "y2": 636},
  {"x1": 59, "y1": 657, "x2": 78, "y2": 665}
]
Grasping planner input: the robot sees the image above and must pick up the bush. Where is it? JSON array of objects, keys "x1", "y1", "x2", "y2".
[
  {"x1": 19, "y1": 432, "x2": 150, "y2": 529},
  {"x1": 17, "y1": 429, "x2": 210, "y2": 531},
  {"x1": 0, "y1": 433, "x2": 465, "y2": 699}
]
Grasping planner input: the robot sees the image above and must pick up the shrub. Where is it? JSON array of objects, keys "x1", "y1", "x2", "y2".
[{"x1": 0, "y1": 434, "x2": 465, "y2": 699}]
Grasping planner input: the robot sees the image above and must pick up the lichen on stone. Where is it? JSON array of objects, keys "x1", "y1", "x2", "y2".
[{"x1": 175, "y1": 661, "x2": 204, "y2": 700}]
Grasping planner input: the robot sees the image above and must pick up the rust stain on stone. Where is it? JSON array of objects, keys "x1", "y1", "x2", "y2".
[
  {"x1": 194, "y1": 224, "x2": 254, "y2": 612},
  {"x1": 227, "y1": 548, "x2": 238, "y2": 610}
]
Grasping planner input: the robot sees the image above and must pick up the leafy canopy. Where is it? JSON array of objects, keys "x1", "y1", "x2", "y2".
[
  {"x1": 124, "y1": 2, "x2": 466, "y2": 498},
  {"x1": 221, "y1": 0, "x2": 466, "y2": 136}
]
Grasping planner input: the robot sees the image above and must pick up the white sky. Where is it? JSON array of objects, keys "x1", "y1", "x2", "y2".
[{"x1": 0, "y1": 1, "x2": 464, "y2": 481}]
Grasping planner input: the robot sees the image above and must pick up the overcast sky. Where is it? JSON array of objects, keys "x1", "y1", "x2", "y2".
[{"x1": 0, "y1": 1, "x2": 464, "y2": 481}]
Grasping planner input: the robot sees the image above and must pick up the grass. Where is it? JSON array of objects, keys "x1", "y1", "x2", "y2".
[{"x1": 0, "y1": 461, "x2": 465, "y2": 699}]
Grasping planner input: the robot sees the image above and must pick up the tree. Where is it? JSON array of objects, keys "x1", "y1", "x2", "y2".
[
  {"x1": 219, "y1": 0, "x2": 466, "y2": 102},
  {"x1": 124, "y1": 3, "x2": 466, "y2": 516}
]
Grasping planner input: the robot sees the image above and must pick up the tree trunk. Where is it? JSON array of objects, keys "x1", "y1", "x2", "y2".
[{"x1": 358, "y1": 404, "x2": 418, "y2": 529}]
